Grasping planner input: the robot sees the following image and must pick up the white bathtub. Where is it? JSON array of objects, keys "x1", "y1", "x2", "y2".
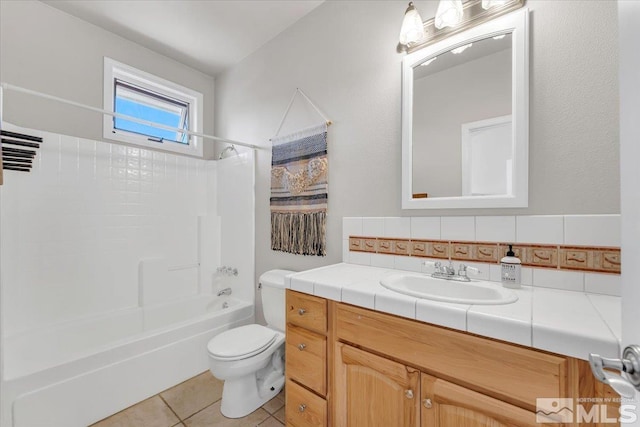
[{"x1": 1, "y1": 295, "x2": 254, "y2": 427}]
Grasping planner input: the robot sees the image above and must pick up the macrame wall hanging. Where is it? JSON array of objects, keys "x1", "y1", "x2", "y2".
[{"x1": 270, "y1": 88, "x2": 332, "y2": 256}]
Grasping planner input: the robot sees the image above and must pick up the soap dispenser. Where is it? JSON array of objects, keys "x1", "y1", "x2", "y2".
[{"x1": 501, "y1": 245, "x2": 521, "y2": 288}]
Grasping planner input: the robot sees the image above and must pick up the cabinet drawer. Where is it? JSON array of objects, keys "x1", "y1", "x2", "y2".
[
  {"x1": 336, "y1": 303, "x2": 568, "y2": 411},
  {"x1": 286, "y1": 379, "x2": 327, "y2": 427},
  {"x1": 286, "y1": 324, "x2": 327, "y2": 396},
  {"x1": 287, "y1": 290, "x2": 327, "y2": 334}
]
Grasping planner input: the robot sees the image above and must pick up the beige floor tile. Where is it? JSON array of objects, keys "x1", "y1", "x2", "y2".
[
  {"x1": 91, "y1": 396, "x2": 179, "y2": 427},
  {"x1": 258, "y1": 417, "x2": 284, "y2": 427},
  {"x1": 261, "y1": 396, "x2": 284, "y2": 415},
  {"x1": 183, "y1": 401, "x2": 270, "y2": 427},
  {"x1": 161, "y1": 372, "x2": 224, "y2": 419},
  {"x1": 272, "y1": 407, "x2": 285, "y2": 424},
  {"x1": 276, "y1": 388, "x2": 285, "y2": 401}
]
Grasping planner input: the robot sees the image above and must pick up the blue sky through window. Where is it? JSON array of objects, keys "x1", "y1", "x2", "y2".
[{"x1": 114, "y1": 98, "x2": 188, "y2": 144}]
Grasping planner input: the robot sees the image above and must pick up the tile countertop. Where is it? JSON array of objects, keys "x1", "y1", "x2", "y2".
[{"x1": 285, "y1": 262, "x2": 622, "y2": 361}]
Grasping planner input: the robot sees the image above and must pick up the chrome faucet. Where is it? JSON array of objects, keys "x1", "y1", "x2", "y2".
[
  {"x1": 216, "y1": 266, "x2": 238, "y2": 276},
  {"x1": 424, "y1": 261, "x2": 480, "y2": 282},
  {"x1": 217, "y1": 287, "x2": 232, "y2": 296}
]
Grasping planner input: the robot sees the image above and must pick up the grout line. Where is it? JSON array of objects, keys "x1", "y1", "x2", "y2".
[
  {"x1": 158, "y1": 394, "x2": 183, "y2": 422},
  {"x1": 181, "y1": 399, "x2": 221, "y2": 423},
  {"x1": 586, "y1": 293, "x2": 622, "y2": 347},
  {"x1": 530, "y1": 286, "x2": 534, "y2": 347},
  {"x1": 473, "y1": 216, "x2": 477, "y2": 241}
]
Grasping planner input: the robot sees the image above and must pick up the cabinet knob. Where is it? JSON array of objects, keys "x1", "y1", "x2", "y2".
[
  {"x1": 298, "y1": 308, "x2": 306, "y2": 315},
  {"x1": 405, "y1": 389, "x2": 414, "y2": 399},
  {"x1": 299, "y1": 404, "x2": 307, "y2": 413},
  {"x1": 423, "y1": 398, "x2": 433, "y2": 409},
  {"x1": 298, "y1": 343, "x2": 307, "y2": 351}
]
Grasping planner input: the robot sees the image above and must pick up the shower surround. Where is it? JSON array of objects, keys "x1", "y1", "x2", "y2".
[{"x1": 0, "y1": 123, "x2": 255, "y2": 427}]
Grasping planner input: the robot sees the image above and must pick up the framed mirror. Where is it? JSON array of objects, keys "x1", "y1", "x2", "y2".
[{"x1": 401, "y1": 8, "x2": 529, "y2": 209}]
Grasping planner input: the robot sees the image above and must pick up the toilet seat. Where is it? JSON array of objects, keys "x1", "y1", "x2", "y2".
[{"x1": 207, "y1": 324, "x2": 277, "y2": 361}]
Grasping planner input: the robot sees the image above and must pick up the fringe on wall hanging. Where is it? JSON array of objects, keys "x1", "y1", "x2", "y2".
[{"x1": 270, "y1": 89, "x2": 331, "y2": 256}]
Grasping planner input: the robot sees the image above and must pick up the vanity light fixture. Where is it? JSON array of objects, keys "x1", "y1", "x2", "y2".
[
  {"x1": 482, "y1": 0, "x2": 509, "y2": 10},
  {"x1": 434, "y1": 0, "x2": 464, "y2": 29},
  {"x1": 399, "y1": 0, "x2": 524, "y2": 54},
  {"x1": 399, "y1": 2, "x2": 427, "y2": 46},
  {"x1": 451, "y1": 43, "x2": 472, "y2": 54}
]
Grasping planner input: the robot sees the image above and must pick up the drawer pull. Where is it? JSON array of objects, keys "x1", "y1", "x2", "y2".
[
  {"x1": 298, "y1": 308, "x2": 306, "y2": 315},
  {"x1": 298, "y1": 343, "x2": 307, "y2": 351},
  {"x1": 299, "y1": 404, "x2": 307, "y2": 413},
  {"x1": 405, "y1": 389, "x2": 414, "y2": 399},
  {"x1": 423, "y1": 398, "x2": 433, "y2": 409}
]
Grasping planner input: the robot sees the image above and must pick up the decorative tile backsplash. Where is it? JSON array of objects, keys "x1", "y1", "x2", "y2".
[
  {"x1": 348, "y1": 237, "x2": 620, "y2": 274},
  {"x1": 342, "y1": 215, "x2": 622, "y2": 296}
]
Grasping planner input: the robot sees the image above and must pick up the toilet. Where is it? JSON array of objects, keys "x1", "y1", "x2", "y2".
[{"x1": 207, "y1": 269, "x2": 293, "y2": 418}]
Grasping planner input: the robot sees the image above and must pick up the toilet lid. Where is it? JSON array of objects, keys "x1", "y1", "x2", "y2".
[{"x1": 207, "y1": 324, "x2": 277, "y2": 360}]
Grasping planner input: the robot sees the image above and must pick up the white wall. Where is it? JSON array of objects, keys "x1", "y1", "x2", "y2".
[
  {"x1": 0, "y1": 0, "x2": 216, "y2": 159},
  {"x1": 214, "y1": 1, "x2": 619, "y2": 321}
]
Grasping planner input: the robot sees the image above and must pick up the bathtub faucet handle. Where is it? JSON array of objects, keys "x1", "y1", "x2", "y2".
[
  {"x1": 216, "y1": 266, "x2": 238, "y2": 276},
  {"x1": 217, "y1": 288, "x2": 232, "y2": 297}
]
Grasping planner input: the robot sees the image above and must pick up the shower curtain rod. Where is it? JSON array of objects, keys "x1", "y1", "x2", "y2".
[{"x1": 0, "y1": 82, "x2": 266, "y2": 151}]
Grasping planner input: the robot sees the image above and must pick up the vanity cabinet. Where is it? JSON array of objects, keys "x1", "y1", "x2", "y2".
[
  {"x1": 285, "y1": 291, "x2": 328, "y2": 427},
  {"x1": 285, "y1": 290, "x2": 613, "y2": 427},
  {"x1": 334, "y1": 343, "x2": 420, "y2": 427},
  {"x1": 333, "y1": 345, "x2": 540, "y2": 427},
  {"x1": 334, "y1": 303, "x2": 568, "y2": 412},
  {"x1": 420, "y1": 374, "x2": 538, "y2": 426}
]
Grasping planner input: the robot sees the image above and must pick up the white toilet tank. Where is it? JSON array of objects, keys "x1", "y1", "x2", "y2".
[{"x1": 259, "y1": 269, "x2": 294, "y2": 332}]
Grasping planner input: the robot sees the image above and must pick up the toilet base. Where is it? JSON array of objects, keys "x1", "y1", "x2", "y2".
[
  {"x1": 220, "y1": 371, "x2": 285, "y2": 418},
  {"x1": 218, "y1": 347, "x2": 286, "y2": 418}
]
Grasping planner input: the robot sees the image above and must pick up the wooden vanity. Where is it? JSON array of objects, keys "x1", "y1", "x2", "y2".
[{"x1": 284, "y1": 289, "x2": 618, "y2": 427}]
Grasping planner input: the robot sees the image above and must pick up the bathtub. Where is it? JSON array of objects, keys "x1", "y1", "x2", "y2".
[{"x1": 1, "y1": 295, "x2": 254, "y2": 427}]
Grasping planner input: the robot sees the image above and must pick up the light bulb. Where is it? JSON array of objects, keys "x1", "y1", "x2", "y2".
[
  {"x1": 451, "y1": 43, "x2": 472, "y2": 54},
  {"x1": 420, "y1": 57, "x2": 438, "y2": 67},
  {"x1": 435, "y1": 0, "x2": 463, "y2": 29},
  {"x1": 399, "y1": 2, "x2": 426, "y2": 46}
]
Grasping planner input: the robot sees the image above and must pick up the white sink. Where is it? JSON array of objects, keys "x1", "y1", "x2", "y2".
[{"x1": 380, "y1": 273, "x2": 518, "y2": 305}]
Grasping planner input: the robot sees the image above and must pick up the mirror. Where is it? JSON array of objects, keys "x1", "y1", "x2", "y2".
[{"x1": 402, "y1": 9, "x2": 529, "y2": 209}]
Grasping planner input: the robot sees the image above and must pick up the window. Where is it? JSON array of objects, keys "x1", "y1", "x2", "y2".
[{"x1": 103, "y1": 58, "x2": 203, "y2": 156}]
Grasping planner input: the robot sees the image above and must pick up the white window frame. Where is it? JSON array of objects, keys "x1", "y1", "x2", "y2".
[{"x1": 103, "y1": 57, "x2": 204, "y2": 157}]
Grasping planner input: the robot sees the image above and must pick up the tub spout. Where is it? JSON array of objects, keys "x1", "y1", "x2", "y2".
[{"x1": 217, "y1": 288, "x2": 232, "y2": 296}]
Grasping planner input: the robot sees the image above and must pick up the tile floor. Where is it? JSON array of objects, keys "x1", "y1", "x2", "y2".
[{"x1": 90, "y1": 372, "x2": 285, "y2": 427}]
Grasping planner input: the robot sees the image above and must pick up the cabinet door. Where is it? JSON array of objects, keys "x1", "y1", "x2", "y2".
[
  {"x1": 334, "y1": 343, "x2": 419, "y2": 427},
  {"x1": 420, "y1": 373, "x2": 544, "y2": 427}
]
